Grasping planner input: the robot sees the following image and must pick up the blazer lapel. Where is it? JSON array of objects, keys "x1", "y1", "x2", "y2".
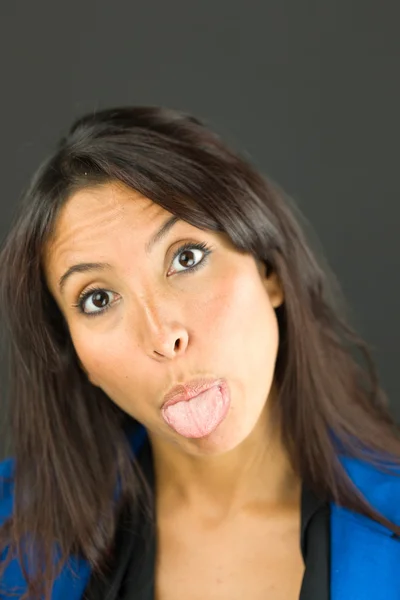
[
  {"x1": 331, "y1": 503, "x2": 400, "y2": 600},
  {"x1": 83, "y1": 435, "x2": 156, "y2": 600}
]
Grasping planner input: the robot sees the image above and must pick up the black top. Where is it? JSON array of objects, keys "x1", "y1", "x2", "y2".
[{"x1": 84, "y1": 439, "x2": 330, "y2": 600}]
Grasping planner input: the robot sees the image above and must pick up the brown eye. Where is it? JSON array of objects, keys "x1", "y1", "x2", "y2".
[
  {"x1": 171, "y1": 243, "x2": 211, "y2": 274},
  {"x1": 91, "y1": 291, "x2": 110, "y2": 309},
  {"x1": 178, "y1": 250, "x2": 197, "y2": 268},
  {"x1": 78, "y1": 289, "x2": 119, "y2": 316}
]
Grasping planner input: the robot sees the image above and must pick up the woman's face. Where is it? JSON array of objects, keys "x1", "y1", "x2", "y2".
[{"x1": 44, "y1": 181, "x2": 284, "y2": 456}]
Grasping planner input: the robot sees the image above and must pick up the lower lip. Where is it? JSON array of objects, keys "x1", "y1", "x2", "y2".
[{"x1": 161, "y1": 384, "x2": 231, "y2": 439}]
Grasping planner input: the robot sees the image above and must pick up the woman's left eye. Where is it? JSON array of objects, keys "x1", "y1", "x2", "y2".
[{"x1": 169, "y1": 242, "x2": 212, "y2": 275}]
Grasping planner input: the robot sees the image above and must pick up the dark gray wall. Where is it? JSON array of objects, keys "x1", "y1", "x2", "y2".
[{"x1": 1, "y1": 1, "x2": 399, "y2": 459}]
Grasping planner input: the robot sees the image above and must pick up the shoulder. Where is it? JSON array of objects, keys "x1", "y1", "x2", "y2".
[
  {"x1": 0, "y1": 456, "x2": 90, "y2": 599},
  {"x1": 340, "y1": 454, "x2": 400, "y2": 525},
  {"x1": 0, "y1": 456, "x2": 15, "y2": 525},
  {"x1": 0, "y1": 456, "x2": 25, "y2": 596}
]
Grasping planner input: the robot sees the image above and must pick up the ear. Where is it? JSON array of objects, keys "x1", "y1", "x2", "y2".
[
  {"x1": 267, "y1": 272, "x2": 284, "y2": 308},
  {"x1": 259, "y1": 261, "x2": 284, "y2": 308},
  {"x1": 77, "y1": 357, "x2": 99, "y2": 387},
  {"x1": 87, "y1": 373, "x2": 100, "y2": 387}
]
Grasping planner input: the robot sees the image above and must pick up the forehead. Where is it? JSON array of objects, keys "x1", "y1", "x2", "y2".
[
  {"x1": 52, "y1": 181, "x2": 165, "y2": 241},
  {"x1": 46, "y1": 181, "x2": 168, "y2": 254},
  {"x1": 43, "y1": 182, "x2": 172, "y2": 283}
]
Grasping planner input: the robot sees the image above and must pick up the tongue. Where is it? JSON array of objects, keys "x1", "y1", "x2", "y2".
[{"x1": 162, "y1": 387, "x2": 227, "y2": 438}]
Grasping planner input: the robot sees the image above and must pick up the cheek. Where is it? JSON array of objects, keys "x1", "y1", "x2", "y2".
[
  {"x1": 71, "y1": 328, "x2": 150, "y2": 421},
  {"x1": 71, "y1": 329, "x2": 123, "y2": 386},
  {"x1": 208, "y1": 266, "x2": 280, "y2": 394},
  {"x1": 66, "y1": 314, "x2": 135, "y2": 397},
  {"x1": 207, "y1": 266, "x2": 278, "y2": 347}
]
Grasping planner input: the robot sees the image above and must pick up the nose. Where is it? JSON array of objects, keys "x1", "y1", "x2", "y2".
[{"x1": 138, "y1": 294, "x2": 189, "y2": 360}]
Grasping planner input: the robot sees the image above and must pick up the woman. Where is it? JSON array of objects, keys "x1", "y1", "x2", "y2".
[{"x1": 0, "y1": 106, "x2": 399, "y2": 600}]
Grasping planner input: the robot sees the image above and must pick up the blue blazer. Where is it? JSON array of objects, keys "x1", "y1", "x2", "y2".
[{"x1": 1, "y1": 432, "x2": 400, "y2": 599}]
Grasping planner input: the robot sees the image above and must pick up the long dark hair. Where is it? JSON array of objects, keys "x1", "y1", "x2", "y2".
[{"x1": 1, "y1": 106, "x2": 399, "y2": 599}]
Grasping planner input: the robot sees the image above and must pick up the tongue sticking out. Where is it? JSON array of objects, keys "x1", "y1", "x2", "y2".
[{"x1": 162, "y1": 386, "x2": 229, "y2": 438}]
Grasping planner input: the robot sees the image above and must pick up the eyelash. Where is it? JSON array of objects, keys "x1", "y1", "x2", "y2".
[{"x1": 72, "y1": 241, "x2": 213, "y2": 318}]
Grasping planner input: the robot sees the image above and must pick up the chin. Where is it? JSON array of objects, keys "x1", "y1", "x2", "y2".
[{"x1": 174, "y1": 419, "x2": 254, "y2": 457}]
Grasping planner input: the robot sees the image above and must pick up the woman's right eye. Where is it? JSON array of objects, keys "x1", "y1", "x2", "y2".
[{"x1": 74, "y1": 288, "x2": 120, "y2": 317}]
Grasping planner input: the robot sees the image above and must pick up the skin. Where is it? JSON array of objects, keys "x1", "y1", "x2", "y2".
[{"x1": 44, "y1": 181, "x2": 304, "y2": 599}]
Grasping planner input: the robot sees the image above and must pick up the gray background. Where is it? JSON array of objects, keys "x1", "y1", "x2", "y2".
[{"x1": 0, "y1": 1, "x2": 399, "y2": 459}]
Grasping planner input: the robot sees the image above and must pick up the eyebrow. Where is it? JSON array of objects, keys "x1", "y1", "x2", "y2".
[
  {"x1": 145, "y1": 215, "x2": 180, "y2": 254},
  {"x1": 58, "y1": 215, "x2": 181, "y2": 293}
]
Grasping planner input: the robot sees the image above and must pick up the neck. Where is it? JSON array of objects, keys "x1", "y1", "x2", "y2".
[{"x1": 149, "y1": 405, "x2": 300, "y2": 519}]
